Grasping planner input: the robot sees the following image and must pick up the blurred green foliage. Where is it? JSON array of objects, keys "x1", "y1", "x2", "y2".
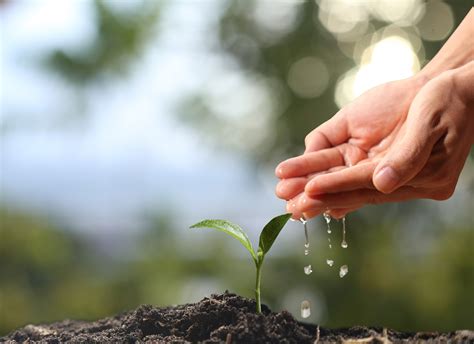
[
  {"x1": 46, "y1": 0, "x2": 161, "y2": 84},
  {"x1": 1, "y1": 206, "x2": 473, "y2": 335}
]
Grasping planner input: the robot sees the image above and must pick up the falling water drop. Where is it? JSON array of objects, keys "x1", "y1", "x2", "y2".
[
  {"x1": 301, "y1": 218, "x2": 309, "y2": 256},
  {"x1": 304, "y1": 265, "x2": 313, "y2": 275},
  {"x1": 341, "y1": 216, "x2": 348, "y2": 248},
  {"x1": 324, "y1": 213, "x2": 334, "y2": 266},
  {"x1": 301, "y1": 300, "x2": 311, "y2": 318},
  {"x1": 339, "y1": 265, "x2": 348, "y2": 278}
]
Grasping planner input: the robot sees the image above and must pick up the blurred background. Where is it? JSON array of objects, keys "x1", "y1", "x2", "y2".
[{"x1": 1, "y1": 0, "x2": 473, "y2": 336}]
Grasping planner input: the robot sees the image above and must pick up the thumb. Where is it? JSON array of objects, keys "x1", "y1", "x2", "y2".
[{"x1": 373, "y1": 127, "x2": 434, "y2": 194}]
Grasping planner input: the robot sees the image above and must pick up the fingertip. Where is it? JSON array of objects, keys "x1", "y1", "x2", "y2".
[
  {"x1": 275, "y1": 160, "x2": 294, "y2": 178},
  {"x1": 328, "y1": 209, "x2": 346, "y2": 219},
  {"x1": 287, "y1": 202, "x2": 302, "y2": 220},
  {"x1": 275, "y1": 164, "x2": 284, "y2": 178},
  {"x1": 275, "y1": 180, "x2": 294, "y2": 200},
  {"x1": 302, "y1": 210, "x2": 321, "y2": 220}
]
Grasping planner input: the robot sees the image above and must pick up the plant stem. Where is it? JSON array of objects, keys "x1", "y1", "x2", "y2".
[{"x1": 255, "y1": 262, "x2": 262, "y2": 313}]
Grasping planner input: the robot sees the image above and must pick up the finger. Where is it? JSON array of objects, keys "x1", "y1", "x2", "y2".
[
  {"x1": 305, "y1": 162, "x2": 377, "y2": 196},
  {"x1": 275, "y1": 147, "x2": 344, "y2": 179},
  {"x1": 276, "y1": 177, "x2": 308, "y2": 200},
  {"x1": 304, "y1": 112, "x2": 349, "y2": 153},
  {"x1": 299, "y1": 186, "x2": 427, "y2": 211},
  {"x1": 327, "y1": 206, "x2": 361, "y2": 219},
  {"x1": 276, "y1": 165, "x2": 351, "y2": 200},
  {"x1": 286, "y1": 194, "x2": 305, "y2": 220},
  {"x1": 373, "y1": 109, "x2": 440, "y2": 194},
  {"x1": 302, "y1": 209, "x2": 323, "y2": 220}
]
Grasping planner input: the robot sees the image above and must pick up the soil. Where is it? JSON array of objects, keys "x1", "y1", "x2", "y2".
[{"x1": 2, "y1": 292, "x2": 473, "y2": 343}]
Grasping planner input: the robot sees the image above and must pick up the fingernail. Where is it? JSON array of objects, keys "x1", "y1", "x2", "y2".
[{"x1": 374, "y1": 166, "x2": 399, "y2": 193}]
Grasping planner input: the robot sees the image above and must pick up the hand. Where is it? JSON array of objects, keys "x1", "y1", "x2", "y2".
[
  {"x1": 276, "y1": 63, "x2": 474, "y2": 219},
  {"x1": 275, "y1": 75, "x2": 426, "y2": 219}
]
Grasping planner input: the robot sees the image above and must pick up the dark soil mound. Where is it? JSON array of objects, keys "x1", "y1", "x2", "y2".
[{"x1": 2, "y1": 292, "x2": 473, "y2": 343}]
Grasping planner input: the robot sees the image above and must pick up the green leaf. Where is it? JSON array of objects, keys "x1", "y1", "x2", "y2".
[
  {"x1": 190, "y1": 219, "x2": 257, "y2": 263},
  {"x1": 258, "y1": 213, "x2": 292, "y2": 256}
]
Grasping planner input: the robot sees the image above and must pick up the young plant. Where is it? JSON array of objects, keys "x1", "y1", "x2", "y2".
[{"x1": 190, "y1": 213, "x2": 292, "y2": 313}]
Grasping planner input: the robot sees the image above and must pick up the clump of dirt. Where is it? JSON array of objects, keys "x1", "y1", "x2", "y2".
[{"x1": 2, "y1": 292, "x2": 473, "y2": 343}]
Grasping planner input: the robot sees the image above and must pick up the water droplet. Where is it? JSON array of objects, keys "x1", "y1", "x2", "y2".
[
  {"x1": 329, "y1": 244, "x2": 332, "y2": 249},
  {"x1": 326, "y1": 259, "x2": 334, "y2": 267},
  {"x1": 304, "y1": 265, "x2": 313, "y2": 275},
  {"x1": 339, "y1": 265, "x2": 348, "y2": 278},
  {"x1": 304, "y1": 249, "x2": 309, "y2": 256},
  {"x1": 289, "y1": 218, "x2": 297, "y2": 222},
  {"x1": 299, "y1": 217, "x2": 307, "y2": 224},
  {"x1": 301, "y1": 300, "x2": 311, "y2": 318},
  {"x1": 341, "y1": 241, "x2": 348, "y2": 249}
]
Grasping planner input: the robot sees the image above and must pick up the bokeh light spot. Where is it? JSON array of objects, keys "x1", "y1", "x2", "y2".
[
  {"x1": 287, "y1": 57, "x2": 329, "y2": 99},
  {"x1": 417, "y1": 0, "x2": 454, "y2": 41}
]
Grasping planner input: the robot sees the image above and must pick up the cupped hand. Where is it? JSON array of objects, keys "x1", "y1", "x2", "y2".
[
  {"x1": 275, "y1": 76, "x2": 426, "y2": 219},
  {"x1": 275, "y1": 64, "x2": 474, "y2": 219}
]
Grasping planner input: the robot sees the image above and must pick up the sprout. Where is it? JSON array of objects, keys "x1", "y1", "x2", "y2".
[{"x1": 190, "y1": 213, "x2": 292, "y2": 313}]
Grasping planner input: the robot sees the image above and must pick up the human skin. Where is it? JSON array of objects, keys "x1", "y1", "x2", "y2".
[{"x1": 275, "y1": 9, "x2": 474, "y2": 220}]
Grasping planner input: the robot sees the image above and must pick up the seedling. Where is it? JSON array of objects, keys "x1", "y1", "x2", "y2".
[{"x1": 190, "y1": 213, "x2": 292, "y2": 313}]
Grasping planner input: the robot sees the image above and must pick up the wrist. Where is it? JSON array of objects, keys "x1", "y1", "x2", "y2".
[{"x1": 417, "y1": 9, "x2": 474, "y2": 82}]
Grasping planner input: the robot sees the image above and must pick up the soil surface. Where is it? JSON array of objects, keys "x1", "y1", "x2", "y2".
[{"x1": 2, "y1": 292, "x2": 473, "y2": 343}]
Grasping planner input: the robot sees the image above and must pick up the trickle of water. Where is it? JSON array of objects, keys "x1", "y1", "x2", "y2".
[
  {"x1": 326, "y1": 259, "x2": 334, "y2": 267},
  {"x1": 301, "y1": 218, "x2": 309, "y2": 256},
  {"x1": 304, "y1": 264, "x2": 313, "y2": 275},
  {"x1": 323, "y1": 213, "x2": 332, "y2": 234},
  {"x1": 301, "y1": 300, "x2": 311, "y2": 318},
  {"x1": 339, "y1": 265, "x2": 348, "y2": 278},
  {"x1": 341, "y1": 216, "x2": 348, "y2": 248}
]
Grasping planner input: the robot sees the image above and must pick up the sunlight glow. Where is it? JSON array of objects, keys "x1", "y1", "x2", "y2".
[{"x1": 335, "y1": 36, "x2": 419, "y2": 107}]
